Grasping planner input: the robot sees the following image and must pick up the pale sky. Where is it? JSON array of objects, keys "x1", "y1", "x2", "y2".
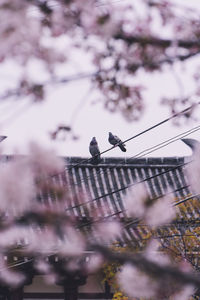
[{"x1": 0, "y1": 0, "x2": 200, "y2": 158}]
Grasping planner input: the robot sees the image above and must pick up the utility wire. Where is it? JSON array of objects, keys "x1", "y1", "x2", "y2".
[
  {"x1": 63, "y1": 121, "x2": 200, "y2": 214},
  {"x1": 65, "y1": 161, "x2": 190, "y2": 212},
  {"x1": 1, "y1": 164, "x2": 200, "y2": 272},
  {"x1": 69, "y1": 122, "x2": 200, "y2": 187},
  {"x1": 63, "y1": 101, "x2": 200, "y2": 172},
  {"x1": 2, "y1": 190, "x2": 200, "y2": 272}
]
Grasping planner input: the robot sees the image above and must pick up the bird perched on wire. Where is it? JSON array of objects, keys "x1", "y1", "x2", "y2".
[
  {"x1": 89, "y1": 137, "x2": 101, "y2": 164},
  {"x1": 108, "y1": 132, "x2": 126, "y2": 152}
]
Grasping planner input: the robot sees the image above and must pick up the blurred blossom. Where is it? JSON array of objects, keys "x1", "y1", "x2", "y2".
[
  {"x1": 45, "y1": 273, "x2": 58, "y2": 285},
  {"x1": 0, "y1": 255, "x2": 25, "y2": 286},
  {"x1": 118, "y1": 264, "x2": 157, "y2": 299},
  {"x1": 179, "y1": 258, "x2": 193, "y2": 273},
  {"x1": 124, "y1": 184, "x2": 147, "y2": 217},
  {"x1": 95, "y1": 221, "x2": 122, "y2": 242},
  {"x1": 28, "y1": 142, "x2": 64, "y2": 176},
  {"x1": 172, "y1": 285, "x2": 195, "y2": 300},
  {"x1": 0, "y1": 2, "x2": 41, "y2": 63},
  {"x1": 185, "y1": 149, "x2": 200, "y2": 193},
  {"x1": 86, "y1": 253, "x2": 103, "y2": 273},
  {"x1": 145, "y1": 194, "x2": 176, "y2": 227},
  {"x1": 34, "y1": 259, "x2": 51, "y2": 274},
  {"x1": 66, "y1": 259, "x2": 80, "y2": 272},
  {"x1": 0, "y1": 268, "x2": 25, "y2": 287},
  {"x1": 0, "y1": 226, "x2": 28, "y2": 248},
  {"x1": 28, "y1": 228, "x2": 58, "y2": 253},
  {"x1": 0, "y1": 160, "x2": 34, "y2": 214},
  {"x1": 59, "y1": 226, "x2": 85, "y2": 256},
  {"x1": 145, "y1": 239, "x2": 170, "y2": 266}
]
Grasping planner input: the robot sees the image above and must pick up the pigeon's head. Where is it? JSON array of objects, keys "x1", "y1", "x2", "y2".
[
  {"x1": 90, "y1": 137, "x2": 97, "y2": 145},
  {"x1": 109, "y1": 132, "x2": 113, "y2": 138}
]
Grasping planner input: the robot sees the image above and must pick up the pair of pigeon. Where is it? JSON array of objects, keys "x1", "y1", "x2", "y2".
[{"x1": 89, "y1": 132, "x2": 126, "y2": 164}]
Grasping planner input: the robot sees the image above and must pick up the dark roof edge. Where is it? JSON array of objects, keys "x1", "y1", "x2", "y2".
[
  {"x1": 0, "y1": 155, "x2": 189, "y2": 166},
  {"x1": 63, "y1": 156, "x2": 187, "y2": 166}
]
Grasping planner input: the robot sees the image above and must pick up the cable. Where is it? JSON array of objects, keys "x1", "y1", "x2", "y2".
[
  {"x1": 2, "y1": 189, "x2": 200, "y2": 273},
  {"x1": 69, "y1": 122, "x2": 200, "y2": 187},
  {"x1": 173, "y1": 193, "x2": 200, "y2": 206},
  {"x1": 63, "y1": 101, "x2": 200, "y2": 173},
  {"x1": 1, "y1": 183, "x2": 200, "y2": 272},
  {"x1": 65, "y1": 160, "x2": 190, "y2": 212}
]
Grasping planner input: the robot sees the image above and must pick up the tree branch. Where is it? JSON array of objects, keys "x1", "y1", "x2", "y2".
[
  {"x1": 114, "y1": 34, "x2": 200, "y2": 49},
  {"x1": 92, "y1": 244, "x2": 200, "y2": 287}
]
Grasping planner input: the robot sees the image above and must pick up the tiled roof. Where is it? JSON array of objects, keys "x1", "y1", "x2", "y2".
[
  {"x1": 1, "y1": 155, "x2": 199, "y2": 252},
  {"x1": 57, "y1": 156, "x2": 198, "y2": 247},
  {"x1": 63, "y1": 156, "x2": 190, "y2": 217}
]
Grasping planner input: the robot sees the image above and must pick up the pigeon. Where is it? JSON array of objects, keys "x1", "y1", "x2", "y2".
[
  {"x1": 108, "y1": 132, "x2": 126, "y2": 152},
  {"x1": 89, "y1": 137, "x2": 101, "y2": 164}
]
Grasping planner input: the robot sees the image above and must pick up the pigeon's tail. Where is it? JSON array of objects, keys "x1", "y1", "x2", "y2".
[
  {"x1": 91, "y1": 155, "x2": 101, "y2": 165},
  {"x1": 119, "y1": 144, "x2": 126, "y2": 152}
]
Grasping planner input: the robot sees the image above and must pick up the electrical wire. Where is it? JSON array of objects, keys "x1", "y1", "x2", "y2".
[
  {"x1": 2, "y1": 189, "x2": 200, "y2": 272},
  {"x1": 69, "y1": 122, "x2": 200, "y2": 187},
  {"x1": 63, "y1": 101, "x2": 200, "y2": 173},
  {"x1": 62, "y1": 123, "x2": 200, "y2": 214},
  {"x1": 1, "y1": 0, "x2": 200, "y2": 274},
  {"x1": 65, "y1": 160, "x2": 190, "y2": 212}
]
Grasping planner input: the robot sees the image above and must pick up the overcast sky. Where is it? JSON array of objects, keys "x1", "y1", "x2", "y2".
[{"x1": 1, "y1": 0, "x2": 200, "y2": 158}]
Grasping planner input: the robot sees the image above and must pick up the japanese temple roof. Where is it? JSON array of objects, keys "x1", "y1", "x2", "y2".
[
  {"x1": 2, "y1": 153, "x2": 200, "y2": 262},
  {"x1": 63, "y1": 155, "x2": 191, "y2": 217},
  {"x1": 60, "y1": 156, "x2": 197, "y2": 244}
]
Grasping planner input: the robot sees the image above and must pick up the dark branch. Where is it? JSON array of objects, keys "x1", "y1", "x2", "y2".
[
  {"x1": 114, "y1": 34, "x2": 200, "y2": 49},
  {"x1": 93, "y1": 244, "x2": 200, "y2": 287}
]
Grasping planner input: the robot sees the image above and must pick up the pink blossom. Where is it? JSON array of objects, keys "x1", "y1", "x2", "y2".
[
  {"x1": 145, "y1": 239, "x2": 170, "y2": 266},
  {"x1": 0, "y1": 255, "x2": 25, "y2": 287},
  {"x1": 124, "y1": 184, "x2": 147, "y2": 217},
  {"x1": 172, "y1": 285, "x2": 195, "y2": 300},
  {"x1": 28, "y1": 142, "x2": 64, "y2": 176},
  {"x1": 145, "y1": 194, "x2": 176, "y2": 227},
  {"x1": 0, "y1": 268, "x2": 25, "y2": 287},
  {"x1": 185, "y1": 149, "x2": 200, "y2": 193},
  {"x1": 86, "y1": 253, "x2": 104, "y2": 273},
  {"x1": 34, "y1": 259, "x2": 51, "y2": 274},
  {"x1": 45, "y1": 273, "x2": 58, "y2": 285},
  {"x1": 118, "y1": 264, "x2": 157, "y2": 298},
  {"x1": 0, "y1": 226, "x2": 28, "y2": 248},
  {"x1": 94, "y1": 221, "x2": 122, "y2": 242},
  {"x1": 27, "y1": 227, "x2": 58, "y2": 253},
  {"x1": 59, "y1": 226, "x2": 85, "y2": 256},
  {"x1": 0, "y1": 160, "x2": 34, "y2": 214}
]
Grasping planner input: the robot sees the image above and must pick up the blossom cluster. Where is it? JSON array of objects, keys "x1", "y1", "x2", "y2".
[{"x1": 1, "y1": 0, "x2": 200, "y2": 119}]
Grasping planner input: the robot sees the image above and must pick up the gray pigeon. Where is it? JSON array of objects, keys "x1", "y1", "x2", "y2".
[
  {"x1": 89, "y1": 137, "x2": 101, "y2": 164},
  {"x1": 108, "y1": 132, "x2": 126, "y2": 152}
]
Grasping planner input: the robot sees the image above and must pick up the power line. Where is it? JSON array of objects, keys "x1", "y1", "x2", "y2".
[
  {"x1": 65, "y1": 161, "x2": 189, "y2": 212},
  {"x1": 2, "y1": 189, "x2": 200, "y2": 272},
  {"x1": 173, "y1": 193, "x2": 200, "y2": 206},
  {"x1": 64, "y1": 121, "x2": 200, "y2": 213},
  {"x1": 63, "y1": 101, "x2": 200, "y2": 172},
  {"x1": 69, "y1": 122, "x2": 200, "y2": 187}
]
